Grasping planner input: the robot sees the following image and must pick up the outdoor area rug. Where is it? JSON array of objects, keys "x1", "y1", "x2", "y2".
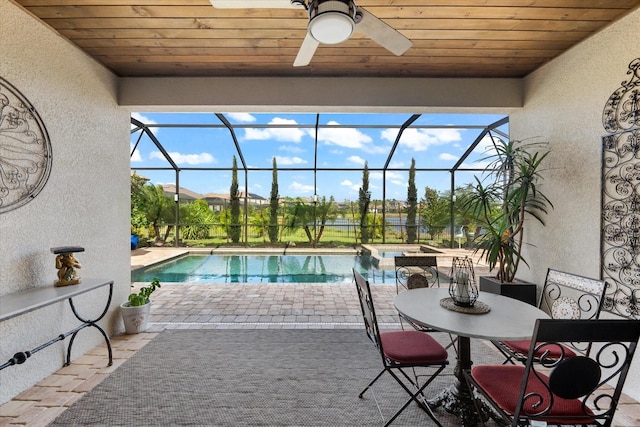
[{"x1": 50, "y1": 329, "x2": 502, "y2": 426}]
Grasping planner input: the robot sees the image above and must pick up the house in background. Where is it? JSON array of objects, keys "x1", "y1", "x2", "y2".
[{"x1": 161, "y1": 185, "x2": 268, "y2": 211}]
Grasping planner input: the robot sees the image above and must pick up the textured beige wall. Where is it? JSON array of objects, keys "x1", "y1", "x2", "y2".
[
  {"x1": 0, "y1": 2, "x2": 130, "y2": 403},
  {"x1": 510, "y1": 7, "x2": 640, "y2": 400}
]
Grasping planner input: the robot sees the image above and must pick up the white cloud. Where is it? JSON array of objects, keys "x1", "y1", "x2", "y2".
[
  {"x1": 347, "y1": 155, "x2": 366, "y2": 165},
  {"x1": 131, "y1": 112, "x2": 158, "y2": 135},
  {"x1": 226, "y1": 112, "x2": 256, "y2": 123},
  {"x1": 130, "y1": 142, "x2": 142, "y2": 162},
  {"x1": 150, "y1": 151, "x2": 215, "y2": 165},
  {"x1": 461, "y1": 160, "x2": 491, "y2": 169},
  {"x1": 275, "y1": 155, "x2": 307, "y2": 165},
  {"x1": 243, "y1": 117, "x2": 305, "y2": 142},
  {"x1": 473, "y1": 134, "x2": 504, "y2": 155},
  {"x1": 439, "y1": 152, "x2": 458, "y2": 161},
  {"x1": 289, "y1": 181, "x2": 314, "y2": 194},
  {"x1": 370, "y1": 171, "x2": 404, "y2": 182},
  {"x1": 382, "y1": 128, "x2": 463, "y2": 152},
  {"x1": 279, "y1": 145, "x2": 305, "y2": 154},
  {"x1": 317, "y1": 121, "x2": 372, "y2": 148},
  {"x1": 341, "y1": 179, "x2": 360, "y2": 191},
  {"x1": 388, "y1": 171, "x2": 405, "y2": 181}
]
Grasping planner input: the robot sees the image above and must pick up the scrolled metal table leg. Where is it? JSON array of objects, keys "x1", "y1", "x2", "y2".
[{"x1": 66, "y1": 282, "x2": 113, "y2": 366}]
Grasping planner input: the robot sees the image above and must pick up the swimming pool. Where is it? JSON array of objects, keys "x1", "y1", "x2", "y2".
[{"x1": 131, "y1": 254, "x2": 395, "y2": 284}]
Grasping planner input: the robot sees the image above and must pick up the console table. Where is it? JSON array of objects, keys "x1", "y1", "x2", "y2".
[{"x1": 0, "y1": 278, "x2": 114, "y2": 370}]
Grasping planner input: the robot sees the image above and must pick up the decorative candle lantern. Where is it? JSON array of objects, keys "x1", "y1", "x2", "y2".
[{"x1": 449, "y1": 256, "x2": 478, "y2": 307}]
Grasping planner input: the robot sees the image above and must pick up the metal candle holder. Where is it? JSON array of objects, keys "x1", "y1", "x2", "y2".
[{"x1": 449, "y1": 256, "x2": 478, "y2": 307}]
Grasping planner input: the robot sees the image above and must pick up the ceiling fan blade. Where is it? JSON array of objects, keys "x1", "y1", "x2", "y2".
[
  {"x1": 294, "y1": 33, "x2": 320, "y2": 67},
  {"x1": 210, "y1": 0, "x2": 302, "y2": 8},
  {"x1": 355, "y1": 8, "x2": 412, "y2": 56}
]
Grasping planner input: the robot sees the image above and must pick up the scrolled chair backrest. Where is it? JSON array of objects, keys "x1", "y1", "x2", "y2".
[
  {"x1": 539, "y1": 269, "x2": 607, "y2": 321},
  {"x1": 394, "y1": 255, "x2": 439, "y2": 291},
  {"x1": 514, "y1": 318, "x2": 640, "y2": 426},
  {"x1": 353, "y1": 269, "x2": 383, "y2": 357}
]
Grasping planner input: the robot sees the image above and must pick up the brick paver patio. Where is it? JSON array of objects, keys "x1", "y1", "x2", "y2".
[{"x1": 1, "y1": 248, "x2": 638, "y2": 426}]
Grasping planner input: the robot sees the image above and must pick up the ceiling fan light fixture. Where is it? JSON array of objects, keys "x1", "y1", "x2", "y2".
[{"x1": 308, "y1": 0, "x2": 355, "y2": 45}]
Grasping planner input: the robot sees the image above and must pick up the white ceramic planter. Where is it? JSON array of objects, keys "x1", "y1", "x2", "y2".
[{"x1": 120, "y1": 301, "x2": 151, "y2": 334}]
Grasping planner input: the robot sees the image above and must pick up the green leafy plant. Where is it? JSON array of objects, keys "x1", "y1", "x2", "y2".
[
  {"x1": 128, "y1": 278, "x2": 161, "y2": 306},
  {"x1": 462, "y1": 139, "x2": 553, "y2": 283}
]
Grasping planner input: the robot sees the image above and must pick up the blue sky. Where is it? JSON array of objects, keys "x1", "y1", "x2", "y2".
[{"x1": 131, "y1": 112, "x2": 508, "y2": 201}]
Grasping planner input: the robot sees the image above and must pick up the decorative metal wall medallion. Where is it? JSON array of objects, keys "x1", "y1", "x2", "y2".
[
  {"x1": 0, "y1": 77, "x2": 52, "y2": 213},
  {"x1": 601, "y1": 58, "x2": 640, "y2": 319}
]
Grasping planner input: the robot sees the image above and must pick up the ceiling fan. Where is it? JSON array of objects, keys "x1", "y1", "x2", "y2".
[{"x1": 209, "y1": 0, "x2": 413, "y2": 67}]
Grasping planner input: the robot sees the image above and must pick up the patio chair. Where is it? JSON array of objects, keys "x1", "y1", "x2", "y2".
[
  {"x1": 395, "y1": 255, "x2": 440, "y2": 293},
  {"x1": 395, "y1": 256, "x2": 458, "y2": 355},
  {"x1": 464, "y1": 318, "x2": 640, "y2": 427},
  {"x1": 353, "y1": 269, "x2": 449, "y2": 427},
  {"x1": 493, "y1": 268, "x2": 607, "y2": 364}
]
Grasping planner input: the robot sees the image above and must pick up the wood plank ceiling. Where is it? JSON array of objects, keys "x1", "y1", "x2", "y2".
[{"x1": 13, "y1": 0, "x2": 640, "y2": 78}]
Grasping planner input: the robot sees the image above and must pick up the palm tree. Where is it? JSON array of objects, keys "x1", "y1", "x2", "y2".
[
  {"x1": 139, "y1": 183, "x2": 173, "y2": 244},
  {"x1": 463, "y1": 139, "x2": 553, "y2": 282},
  {"x1": 284, "y1": 196, "x2": 337, "y2": 247}
]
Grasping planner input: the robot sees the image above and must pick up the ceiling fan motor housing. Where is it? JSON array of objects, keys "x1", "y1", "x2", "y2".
[{"x1": 307, "y1": 0, "x2": 356, "y2": 44}]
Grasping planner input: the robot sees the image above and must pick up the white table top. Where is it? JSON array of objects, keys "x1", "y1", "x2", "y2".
[{"x1": 394, "y1": 288, "x2": 549, "y2": 341}]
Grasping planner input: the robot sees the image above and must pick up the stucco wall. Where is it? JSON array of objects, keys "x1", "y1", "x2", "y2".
[
  {"x1": 510, "y1": 7, "x2": 640, "y2": 401},
  {"x1": 0, "y1": 2, "x2": 130, "y2": 403}
]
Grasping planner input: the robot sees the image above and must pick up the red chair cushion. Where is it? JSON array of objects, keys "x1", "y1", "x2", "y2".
[
  {"x1": 380, "y1": 330, "x2": 448, "y2": 364},
  {"x1": 472, "y1": 365, "x2": 594, "y2": 424},
  {"x1": 503, "y1": 340, "x2": 577, "y2": 359}
]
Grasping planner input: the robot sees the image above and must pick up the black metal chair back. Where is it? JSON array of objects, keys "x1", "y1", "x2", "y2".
[
  {"x1": 467, "y1": 318, "x2": 640, "y2": 427},
  {"x1": 494, "y1": 269, "x2": 608, "y2": 364},
  {"x1": 538, "y1": 268, "x2": 607, "y2": 355},
  {"x1": 539, "y1": 268, "x2": 607, "y2": 319},
  {"x1": 394, "y1": 255, "x2": 439, "y2": 293},
  {"x1": 354, "y1": 267, "x2": 384, "y2": 363}
]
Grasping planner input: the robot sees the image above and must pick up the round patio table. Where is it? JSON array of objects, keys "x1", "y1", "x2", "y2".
[{"x1": 394, "y1": 287, "x2": 549, "y2": 426}]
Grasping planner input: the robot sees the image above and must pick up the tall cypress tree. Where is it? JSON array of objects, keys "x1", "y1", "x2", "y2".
[
  {"x1": 268, "y1": 157, "x2": 279, "y2": 243},
  {"x1": 358, "y1": 162, "x2": 371, "y2": 244},
  {"x1": 230, "y1": 155, "x2": 241, "y2": 243},
  {"x1": 406, "y1": 158, "x2": 417, "y2": 243}
]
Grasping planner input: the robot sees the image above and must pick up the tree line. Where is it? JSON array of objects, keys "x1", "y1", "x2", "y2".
[{"x1": 131, "y1": 156, "x2": 492, "y2": 248}]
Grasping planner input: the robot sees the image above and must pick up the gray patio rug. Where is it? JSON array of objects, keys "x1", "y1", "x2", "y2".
[{"x1": 50, "y1": 329, "x2": 502, "y2": 426}]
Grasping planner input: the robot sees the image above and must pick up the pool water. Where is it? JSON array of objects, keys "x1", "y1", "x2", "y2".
[{"x1": 131, "y1": 254, "x2": 395, "y2": 284}]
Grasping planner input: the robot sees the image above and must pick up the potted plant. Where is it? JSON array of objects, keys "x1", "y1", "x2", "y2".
[
  {"x1": 461, "y1": 139, "x2": 553, "y2": 303},
  {"x1": 120, "y1": 278, "x2": 161, "y2": 334}
]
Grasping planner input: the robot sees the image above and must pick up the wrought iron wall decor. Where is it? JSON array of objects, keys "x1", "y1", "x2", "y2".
[
  {"x1": 0, "y1": 77, "x2": 52, "y2": 214},
  {"x1": 601, "y1": 58, "x2": 640, "y2": 319},
  {"x1": 603, "y1": 58, "x2": 640, "y2": 133}
]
